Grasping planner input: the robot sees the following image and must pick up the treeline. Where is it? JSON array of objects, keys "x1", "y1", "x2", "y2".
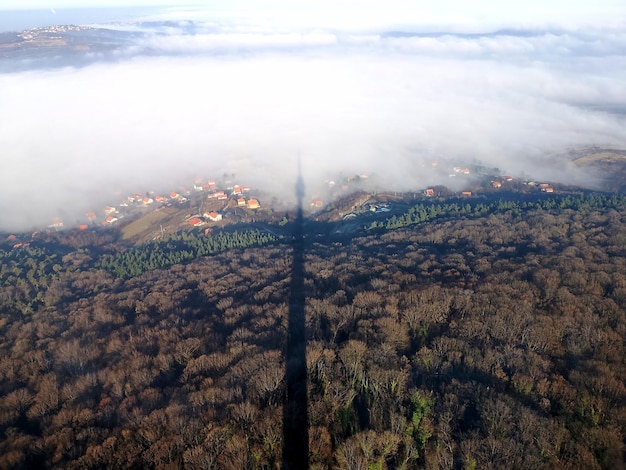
[
  {"x1": 0, "y1": 228, "x2": 279, "y2": 315},
  {"x1": 377, "y1": 192, "x2": 626, "y2": 230},
  {"x1": 97, "y1": 229, "x2": 280, "y2": 278},
  {"x1": 2, "y1": 192, "x2": 623, "y2": 302}
]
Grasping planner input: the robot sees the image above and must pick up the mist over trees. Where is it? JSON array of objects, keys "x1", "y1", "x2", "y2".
[{"x1": 1, "y1": 194, "x2": 625, "y2": 468}]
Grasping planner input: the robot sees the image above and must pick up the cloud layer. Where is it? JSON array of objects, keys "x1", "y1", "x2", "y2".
[{"x1": 1, "y1": 5, "x2": 625, "y2": 231}]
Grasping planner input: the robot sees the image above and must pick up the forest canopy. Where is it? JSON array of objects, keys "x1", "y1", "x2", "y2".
[{"x1": 0, "y1": 193, "x2": 625, "y2": 468}]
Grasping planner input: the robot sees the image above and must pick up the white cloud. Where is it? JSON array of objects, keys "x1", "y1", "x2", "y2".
[{"x1": 0, "y1": 6, "x2": 625, "y2": 231}]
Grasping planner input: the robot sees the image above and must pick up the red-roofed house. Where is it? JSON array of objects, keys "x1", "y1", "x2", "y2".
[
  {"x1": 204, "y1": 211, "x2": 222, "y2": 222},
  {"x1": 424, "y1": 189, "x2": 435, "y2": 196},
  {"x1": 247, "y1": 199, "x2": 260, "y2": 209},
  {"x1": 188, "y1": 217, "x2": 203, "y2": 227},
  {"x1": 237, "y1": 197, "x2": 247, "y2": 207},
  {"x1": 209, "y1": 191, "x2": 227, "y2": 200}
]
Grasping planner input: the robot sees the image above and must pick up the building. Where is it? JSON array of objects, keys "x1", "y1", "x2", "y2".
[
  {"x1": 131, "y1": 193, "x2": 143, "y2": 202},
  {"x1": 209, "y1": 191, "x2": 227, "y2": 200},
  {"x1": 204, "y1": 211, "x2": 223, "y2": 222},
  {"x1": 50, "y1": 218, "x2": 64, "y2": 229}
]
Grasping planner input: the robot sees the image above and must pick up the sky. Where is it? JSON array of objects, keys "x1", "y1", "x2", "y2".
[
  {"x1": 0, "y1": 2, "x2": 625, "y2": 231},
  {"x1": 1, "y1": 1, "x2": 625, "y2": 29}
]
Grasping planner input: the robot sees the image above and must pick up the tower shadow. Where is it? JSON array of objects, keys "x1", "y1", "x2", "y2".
[{"x1": 282, "y1": 160, "x2": 309, "y2": 469}]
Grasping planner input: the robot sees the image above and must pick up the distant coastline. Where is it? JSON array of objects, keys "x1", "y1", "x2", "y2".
[{"x1": 0, "y1": 6, "x2": 161, "y2": 33}]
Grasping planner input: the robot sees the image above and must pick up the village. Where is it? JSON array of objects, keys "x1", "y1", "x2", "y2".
[
  {"x1": 44, "y1": 177, "x2": 266, "y2": 236},
  {"x1": 3, "y1": 160, "x2": 559, "y2": 249},
  {"x1": 42, "y1": 171, "x2": 378, "y2": 235}
]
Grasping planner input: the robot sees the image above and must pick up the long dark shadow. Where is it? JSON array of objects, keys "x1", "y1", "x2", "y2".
[{"x1": 282, "y1": 160, "x2": 309, "y2": 469}]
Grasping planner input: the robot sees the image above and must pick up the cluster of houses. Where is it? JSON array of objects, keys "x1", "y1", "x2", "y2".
[
  {"x1": 34, "y1": 165, "x2": 561, "y2": 238},
  {"x1": 451, "y1": 166, "x2": 471, "y2": 176},
  {"x1": 491, "y1": 175, "x2": 514, "y2": 188},
  {"x1": 536, "y1": 182, "x2": 555, "y2": 193},
  {"x1": 491, "y1": 177, "x2": 554, "y2": 193},
  {"x1": 206, "y1": 184, "x2": 260, "y2": 210},
  {"x1": 5, "y1": 234, "x2": 30, "y2": 250},
  {"x1": 44, "y1": 178, "x2": 262, "y2": 232}
]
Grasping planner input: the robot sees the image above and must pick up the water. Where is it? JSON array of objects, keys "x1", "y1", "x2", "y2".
[{"x1": 0, "y1": 7, "x2": 162, "y2": 33}]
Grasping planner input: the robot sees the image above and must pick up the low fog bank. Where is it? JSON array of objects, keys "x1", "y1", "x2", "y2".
[{"x1": 1, "y1": 10, "x2": 625, "y2": 232}]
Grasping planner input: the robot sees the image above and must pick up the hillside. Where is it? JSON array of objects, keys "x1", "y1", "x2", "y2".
[
  {"x1": 0, "y1": 192, "x2": 625, "y2": 468},
  {"x1": 571, "y1": 147, "x2": 626, "y2": 192}
]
